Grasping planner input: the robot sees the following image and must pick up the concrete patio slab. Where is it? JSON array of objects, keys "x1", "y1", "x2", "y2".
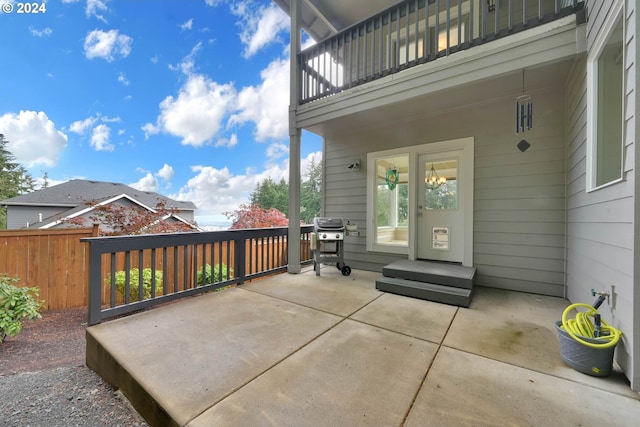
[
  {"x1": 86, "y1": 269, "x2": 640, "y2": 426},
  {"x1": 405, "y1": 346, "x2": 640, "y2": 427},
  {"x1": 242, "y1": 268, "x2": 382, "y2": 317},
  {"x1": 444, "y1": 287, "x2": 636, "y2": 399},
  {"x1": 187, "y1": 319, "x2": 439, "y2": 427},
  {"x1": 86, "y1": 287, "x2": 342, "y2": 426},
  {"x1": 351, "y1": 292, "x2": 458, "y2": 344}
]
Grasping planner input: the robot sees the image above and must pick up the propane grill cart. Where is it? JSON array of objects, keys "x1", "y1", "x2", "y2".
[{"x1": 312, "y1": 217, "x2": 351, "y2": 277}]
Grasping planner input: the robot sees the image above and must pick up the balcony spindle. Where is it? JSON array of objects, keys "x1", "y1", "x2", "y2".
[{"x1": 138, "y1": 249, "x2": 144, "y2": 301}]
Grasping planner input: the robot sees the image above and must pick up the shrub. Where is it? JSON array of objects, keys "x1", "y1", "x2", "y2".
[
  {"x1": 0, "y1": 275, "x2": 43, "y2": 343},
  {"x1": 197, "y1": 264, "x2": 233, "y2": 287},
  {"x1": 105, "y1": 268, "x2": 164, "y2": 301}
]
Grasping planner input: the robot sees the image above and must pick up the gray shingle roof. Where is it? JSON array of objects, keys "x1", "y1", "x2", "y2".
[{"x1": 0, "y1": 179, "x2": 196, "y2": 211}]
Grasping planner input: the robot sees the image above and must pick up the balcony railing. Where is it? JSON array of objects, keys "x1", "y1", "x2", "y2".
[
  {"x1": 298, "y1": 0, "x2": 585, "y2": 104},
  {"x1": 82, "y1": 226, "x2": 314, "y2": 325}
]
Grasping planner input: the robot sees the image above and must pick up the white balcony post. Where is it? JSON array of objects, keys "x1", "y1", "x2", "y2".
[{"x1": 288, "y1": 0, "x2": 302, "y2": 274}]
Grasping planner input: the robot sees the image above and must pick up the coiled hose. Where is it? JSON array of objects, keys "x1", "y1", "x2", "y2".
[{"x1": 561, "y1": 303, "x2": 622, "y2": 349}]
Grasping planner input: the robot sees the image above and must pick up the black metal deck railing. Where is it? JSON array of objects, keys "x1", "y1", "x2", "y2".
[
  {"x1": 298, "y1": 0, "x2": 585, "y2": 104},
  {"x1": 82, "y1": 226, "x2": 314, "y2": 325}
]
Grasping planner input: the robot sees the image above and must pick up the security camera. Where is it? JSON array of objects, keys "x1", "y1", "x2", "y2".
[{"x1": 347, "y1": 160, "x2": 360, "y2": 171}]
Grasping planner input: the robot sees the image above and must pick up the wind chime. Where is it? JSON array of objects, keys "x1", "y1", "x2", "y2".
[
  {"x1": 515, "y1": 69, "x2": 533, "y2": 152},
  {"x1": 516, "y1": 70, "x2": 532, "y2": 133}
]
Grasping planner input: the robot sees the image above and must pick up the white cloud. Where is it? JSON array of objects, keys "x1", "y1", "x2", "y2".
[
  {"x1": 130, "y1": 172, "x2": 158, "y2": 192},
  {"x1": 180, "y1": 19, "x2": 194, "y2": 31},
  {"x1": 232, "y1": 1, "x2": 289, "y2": 58},
  {"x1": 145, "y1": 74, "x2": 236, "y2": 146},
  {"x1": 169, "y1": 42, "x2": 202, "y2": 75},
  {"x1": 266, "y1": 142, "x2": 287, "y2": 161},
  {"x1": 157, "y1": 163, "x2": 174, "y2": 181},
  {"x1": 214, "y1": 133, "x2": 238, "y2": 148},
  {"x1": 229, "y1": 57, "x2": 289, "y2": 141},
  {"x1": 86, "y1": 0, "x2": 110, "y2": 22},
  {"x1": 84, "y1": 29, "x2": 132, "y2": 62},
  {"x1": 0, "y1": 110, "x2": 68, "y2": 167},
  {"x1": 171, "y1": 150, "x2": 322, "y2": 228},
  {"x1": 29, "y1": 26, "x2": 53, "y2": 37},
  {"x1": 68, "y1": 114, "x2": 121, "y2": 152},
  {"x1": 118, "y1": 72, "x2": 130, "y2": 86},
  {"x1": 69, "y1": 116, "x2": 98, "y2": 135},
  {"x1": 90, "y1": 124, "x2": 114, "y2": 151},
  {"x1": 150, "y1": 55, "x2": 159, "y2": 64}
]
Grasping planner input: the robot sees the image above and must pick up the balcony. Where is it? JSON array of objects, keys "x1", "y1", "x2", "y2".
[{"x1": 297, "y1": 0, "x2": 585, "y2": 105}]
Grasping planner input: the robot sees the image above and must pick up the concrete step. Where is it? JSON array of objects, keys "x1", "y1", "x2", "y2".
[
  {"x1": 375, "y1": 276, "x2": 473, "y2": 308},
  {"x1": 382, "y1": 260, "x2": 476, "y2": 290}
]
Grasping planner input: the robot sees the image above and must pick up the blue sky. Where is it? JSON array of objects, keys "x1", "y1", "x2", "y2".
[{"x1": 0, "y1": 0, "x2": 321, "y2": 228}]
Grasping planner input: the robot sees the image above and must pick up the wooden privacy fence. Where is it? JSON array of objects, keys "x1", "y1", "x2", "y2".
[
  {"x1": 0, "y1": 225, "x2": 313, "y2": 313},
  {"x1": 0, "y1": 226, "x2": 99, "y2": 310}
]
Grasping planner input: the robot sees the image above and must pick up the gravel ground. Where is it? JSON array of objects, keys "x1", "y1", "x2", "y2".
[
  {"x1": 0, "y1": 366, "x2": 149, "y2": 427},
  {"x1": 0, "y1": 307, "x2": 149, "y2": 427}
]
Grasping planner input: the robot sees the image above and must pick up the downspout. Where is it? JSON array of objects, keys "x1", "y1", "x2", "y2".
[{"x1": 287, "y1": 0, "x2": 302, "y2": 274}]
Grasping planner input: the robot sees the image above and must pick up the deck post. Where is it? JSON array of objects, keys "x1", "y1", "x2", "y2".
[{"x1": 288, "y1": 0, "x2": 302, "y2": 273}]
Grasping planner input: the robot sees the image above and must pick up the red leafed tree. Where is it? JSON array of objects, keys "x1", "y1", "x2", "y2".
[
  {"x1": 224, "y1": 203, "x2": 288, "y2": 229},
  {"x1": 65, "y1": 199, "x2": 196, "y2": 236}
]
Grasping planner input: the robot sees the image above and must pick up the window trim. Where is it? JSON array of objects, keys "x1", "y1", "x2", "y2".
[
  {"x1": 367, "y1": 150, "x2": 412, "y2": 255},
  {"x1": 586, "y1": 1, "x2": 625, "y2": 192}
]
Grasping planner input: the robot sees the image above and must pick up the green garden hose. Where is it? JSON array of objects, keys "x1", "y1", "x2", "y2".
[{"x1": 561, "y1": 303, "x2": 622, "y2": 349}]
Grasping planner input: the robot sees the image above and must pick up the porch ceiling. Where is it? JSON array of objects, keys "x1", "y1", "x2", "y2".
[
  {"x1": 273, "y1": 0, "x2": 399, "y2": 41},
  {"x1": 301, "y1": 58, "x2": 575, "y2": 138}
]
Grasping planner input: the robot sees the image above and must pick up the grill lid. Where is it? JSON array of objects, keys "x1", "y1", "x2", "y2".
[{"x1": 313, "y1": 217, "x2": 345, "y2": 230}]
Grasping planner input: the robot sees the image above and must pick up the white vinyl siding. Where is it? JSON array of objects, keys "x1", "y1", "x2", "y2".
[
  {"x1": 568, "y1": 0, "x2": 637, "y2": 390},
  {"x1": 323, "y1": 82, "x2": 567, "y2": 296},
  {"x1": 6, "y1": 205, "x2": 68, "y2": 229}
]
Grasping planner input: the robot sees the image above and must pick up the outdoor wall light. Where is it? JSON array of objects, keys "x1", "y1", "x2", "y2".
[
  {"x1": 347, "y1": 160, "x2": 360, "y2": 171},
  {"x1": 487, "y1": 0, "x2": 496, "y2": 12}
]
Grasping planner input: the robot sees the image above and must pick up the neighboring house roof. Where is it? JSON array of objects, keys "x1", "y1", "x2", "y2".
[
  {"x1": 0, "y1": 179, "x2": 199, "y2": 230},
  {"x1": 1, "y1": 179, "x2": 196, "y2": 210}
]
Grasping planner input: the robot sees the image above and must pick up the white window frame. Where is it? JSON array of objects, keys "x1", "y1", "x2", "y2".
[
  {"x1": 586, "y1": 1, "x2": 625, "y2": 192},
  {"x1": 367, "y1": 150, "x2": 412, "y2": 255}
]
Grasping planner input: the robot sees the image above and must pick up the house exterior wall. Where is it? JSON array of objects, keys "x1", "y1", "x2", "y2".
[
  {"x1": 324, "y1": 82, "x2": 567, "y2": 296},
  {"x1": 566, "y1": 0, "x2": 637, "y2": 390},
  {"x1": 6, "y1": 205, "x2": 68, "y2": 229}
]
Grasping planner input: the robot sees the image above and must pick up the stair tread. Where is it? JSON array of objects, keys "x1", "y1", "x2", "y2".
[
  {"x1": 376, "y1": 276, "x2": 473, "y2": 307},
  {"x1": 382, "y1": 260, "x2": 476, "y2": 290},
  {"x1": 376, "y1": 276, "x2": 472, "y2": 296}
]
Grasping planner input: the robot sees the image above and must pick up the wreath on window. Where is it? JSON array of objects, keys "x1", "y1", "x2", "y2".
[{"x1": 385, "y1": 168, "x2": 399, "y2": 190}]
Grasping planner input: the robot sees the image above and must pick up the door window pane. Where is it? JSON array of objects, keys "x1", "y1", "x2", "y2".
[{"x1": 424, "y1": 159, "x2": 457, "y2": 210}]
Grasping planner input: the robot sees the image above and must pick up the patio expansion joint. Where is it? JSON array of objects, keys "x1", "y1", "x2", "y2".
[
  {"x1": 185, "y1": 290, "x2": 384, "y2": 425},
  {"x1": 399, "y1": 306, "x2": 461, "y2": 427}
]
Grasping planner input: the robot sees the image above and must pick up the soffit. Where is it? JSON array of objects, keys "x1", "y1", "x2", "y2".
[
  {"x1": 273, "y1": 0, "x2": 399, "y2": 41},
  {"x1": 303, "y1": 58, "x2": 575, "y2": 137}
]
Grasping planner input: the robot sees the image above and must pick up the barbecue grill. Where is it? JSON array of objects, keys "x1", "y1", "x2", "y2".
[{"x1": 312, "y1": 217, "x2": 351, "y2": 276}]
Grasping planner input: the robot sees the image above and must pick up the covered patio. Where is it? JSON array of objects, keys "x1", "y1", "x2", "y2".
[{"x1": 87, "y1": 267, "x2": 639, "y2": 426}]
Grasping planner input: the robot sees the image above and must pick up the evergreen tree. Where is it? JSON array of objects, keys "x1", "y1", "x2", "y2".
[
  {"x1": 0, "y1": 135, "x2": 35, "y2": 229},
  {"x1": 300, "y1": 158, "x2": 322, "y2": 224},
  {"x1": 250, "y1": 178, "x2": 289, "y2": 216}
]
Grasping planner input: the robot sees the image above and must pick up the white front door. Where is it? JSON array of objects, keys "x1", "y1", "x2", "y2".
[{"x1": 417, "y1": 151, "x2": 465, "y2": 263}]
